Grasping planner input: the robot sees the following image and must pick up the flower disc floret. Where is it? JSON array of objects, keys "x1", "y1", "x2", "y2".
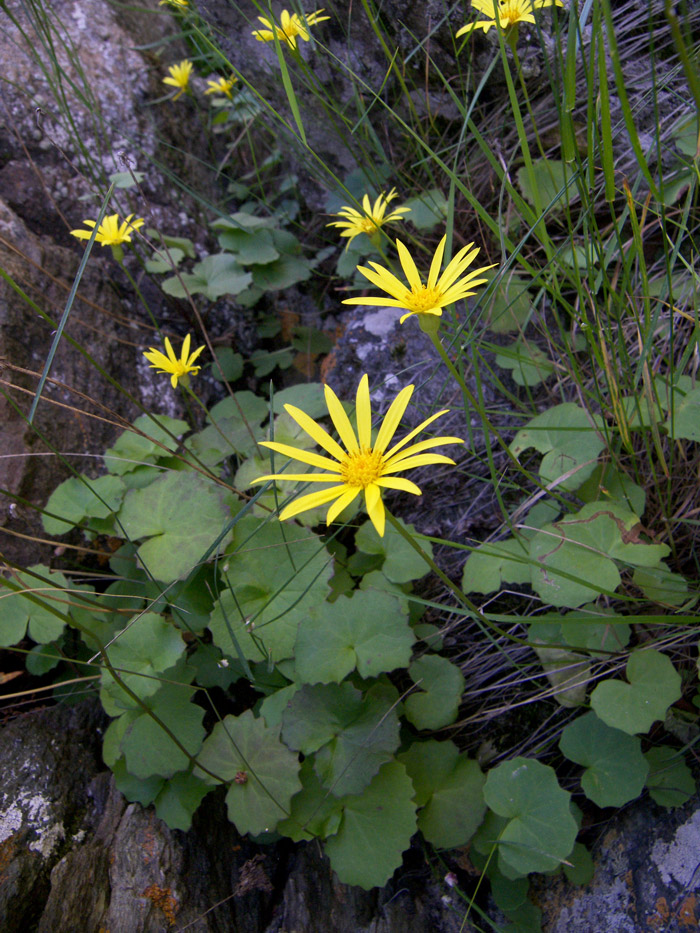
[
  {"x1": 456, "y1": 0, "x2": 562, "y2": 37},
  {"x1": 162, "y1": 60, "x2": 193, "y2": 99},
  {"x1": 252, "y1": 8, "x2": 330, "y2": 50},
  {"x1": 70, "y1": 213, "x2": 145, "y2": 247},
  {"x1": 343, "y1": 234, "x2": 496, "y2": 325},
  {"x1": 327, "y1": 188, "x2": 410, "y2": 249},
  {"x1": 143, "y1": 334, "x2": 205, "y2": 388},
  {"x1": 251, "y1": 374, "x2": 464, "y2": 536}
]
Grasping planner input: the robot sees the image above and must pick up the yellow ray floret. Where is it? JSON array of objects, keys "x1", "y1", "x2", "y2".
[
  {"x1": 143, "y1": 334, "x2": 205, "y2": 389},
  {"x1": 456, "y1": 0, "x2": 563, "y2": 37},
  {"x1": 251, "y1": 374, "x2": 464, "y2": 536},
  {"x1": 343, "y1": 235, "x2": 496, "y2": 324},
  {"x1": 327, "y1": 188, "x2": 410, "y2": 249},
  {"x1": 204, "y1": 75, "x2": 237, "y2": 98},
  {"x1": 162, "y1": 60, "x2": 194, "y2": 99},
  {"x1": 70, "y1": 213, "x2": 145, "y2": 247},
  {"x1": 252, "y1": 9, "x2": 330, "y2": 50}
]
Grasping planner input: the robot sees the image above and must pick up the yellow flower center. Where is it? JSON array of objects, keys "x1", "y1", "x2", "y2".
[
  {"x1": 359, "y1": 217, "x2": 379, "y2": 234},
  {"x1": 340, "y1": 448, "x2": 385, "y2": 487},
  {"x1": 408, "y1": 285, "x2": 442, "y2": 312},
  {"x1": 501, "y1": 0, "x2": 529, "y2": 24}
]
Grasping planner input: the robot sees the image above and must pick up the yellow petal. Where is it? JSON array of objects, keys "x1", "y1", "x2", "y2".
[
  {"x1": 375, "y1": 476, "x2": 422, "y2": 495},
  {"x1": 426, "y1": 235, "x2": 446, "y2": 289},
  {"x1": 164, "y1": 337, "x2": 178, "y2": 364},
  {"x1": 382, "y1": 453, "x2": 456, "y2": 473},
  {"x1": 364, "y1": 484, "x2": 386, "y2": 536},
  {"x1": 383, "y1": 409, "x2": 450, "y2": 460},
  {"x1": 326, "y1": 487, "x2": 361, "y2": 524},
  {"x1": 251, "y1": 473, "x2": 343, "y2": 485},
  {"x1": 386, "y1": 435, "x2": 464, "y2": 466},
  {"x1": 324, "y1": 384, "x2": 359, "y2": 453},
  {"x1": 355, "y1": 374, "x2": 372, "y2": 449},
  {"x1": 259, "y1": 440, "x2": 342, "y2": 472},
  {"x1": 279, "y1": 485, "x2": 347, "y2": 521},
  {"x1": 396, "y1": 239, "x2": 423, "y2": 292},
  {"x1": 374, "y1": 383, "x2": 414, "y2": 453},
  {"x1": 352, "y1": 262, "x2": 409, "y2": 302},
  {"x1": 284, "y1": 404, "x2": 346, "y2": 461}
]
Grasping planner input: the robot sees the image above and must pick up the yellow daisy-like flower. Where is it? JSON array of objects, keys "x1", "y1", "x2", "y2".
[
  {"x1": 252, "y1": 8, "x2": 330, "y2": 50},
  {"x1": 327, "y1": 188, "x2": 411, "y2": 250},
  {"x1": 251, "y1": 374, "x2": 463, "y2": 537},
  {"x1": 162, "y1": 60, "x2": 194, "y2": 100},
  {"x1": 204, "y1": 75, "x2": 237, "y2": 98},
  {"x1": 342, "y1": 235, "x2": 496, "y2": 325},
  {"x1": 143, "y1": 334, "x2": 206, "y2": 389},
  {"x1": 159, "y1": 0, "x2": 189, "y2": 8},
  {"x1": 456, "y1": 0, "x2": 563, "y2": 38},
  {"x1": 70, "y1": 213, "x2": 145, "y2": 247}
]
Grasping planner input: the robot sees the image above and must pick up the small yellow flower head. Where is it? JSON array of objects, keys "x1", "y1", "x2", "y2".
[
  {"x1": 456, "y1": 0, "x2": 563, "y2": 38},
  {"x1": 162, "y1": 60, "x2": 194, "y2": 100},
  {"x1": 204, "y1": 75, "x2": 238, "y2": 98},
  {"x1": 251, "y1": 373, "x2": 463, "y2": 536},
  {"x1": 143, "y1": 334, "x2": 205, "y2": 389},
  {"x1": 343, "y1": 235, "x2": 496, "y2": 326},
  {"x1": 327, "y1": 188, "x2": 411, "y2": 250},
  {"x1": 70, "y1": 213, "x2": 145, "y2": 247},
  {"x1": 252, "y1": 8, "x2": 330, "y2": 50},
  {"x1": 159, "y1": 0, "x2": 189, "y2": 8}
]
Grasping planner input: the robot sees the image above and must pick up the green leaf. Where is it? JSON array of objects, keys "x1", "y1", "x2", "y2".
[
  {"x1": 271, "y1": 383, "x2": 328, "y2": 419},
  {"x1": 186, "y1": 391, "x2": 268, "y2": 463},
  {"x1": 529, "y1": 501, "x2": 670, "y2": 609},
  {"x1": 26, "y1": 641, "x2": 63, "y2": 675},
  {"x1": 43, "y1": 474, "x2": 125, "y2": 535},
  {"x1": 559, "y1": 711, "x2": 648, "y2": 807},
  {"x1": 402, "y1": 189, "x2": 447, "y2": 230},
  {"x1": 119, "y1": 471, "x2": 232, "y2": 582},
  {"x1": 644, "y1": 746, "x2": 695, "y2": 808},
  {"x1": 355, "y1": 517, "x2": 431, "y2": 583},
  {"x1": 145, "y1": 246, "x2": 185, "y2": 274},
  {"x1": 291, "y1": 325, "x2": 334, "y2": 355},
  {"x1": 575, "y1": 463, "x2": 646, "y2": 517},
  {"x1": 633, "y1": 563, "x2": 689, "y2": 607},
  {"x1": 590, "y1": 649, "x2": 682, "y2": 734},
  {"x1": 558, "y1": 605, "x2": 631, "y2": 654},
  {"x1": 462, "y1": 537, "x2": 531, "y2": 594},
  {"x1": 250, "y1": 347, "x2": 295, "y2": 376},
  {"x1": 214, "y1": 227, "x2": 280, "y2": 264},
  {"x1": 210, "y1": 347, "x2": 244, "y2": 383},
  {"x1": 294, "y1": 590, "x2": 414, "y2": 683},
  {"x1": 109, "y1": 170, "x2": 145, "y2": 189},
  {"x1": 154, "y1": 771, "x2": 211, "y2": 831},
  {"x1": 495, "y1": 339, "x2": 555, "y2": 386},
  {"x1": 483, "y1": 757, "x2": 578, "y2": 877},
  {"x1": 104, "y1": 415, "x2": 189, "y2": 475},
  {"x1": 517, "y1": 158, "x2": 575, "y2": 211},
  {"x1": 563, "y1": 842, "x2": 595, "y2": 885},
  {"x1": 405, "y1": 655, "x2": 465, "y2": 729},
  {"x1": 111, "y1": 757, "x2": 164, "y2": 806},
  {"x1": 162, "y1": 254, "x2": 253, "y2": 300},
  {"x1": 530, "y1": 642, "x2": 589, "y2": 708},
  {"x1": 193, "y1": 710, "x2": 301, "y2": 835},
  {"x1": 209, "y1": 519, "x2": 332, "y2": 662},
  {"x1": 251, "y1": 255, "x2": 311, "y2": 291},
  {"x1": 120, "y1": 684, "x2": 206, "y2": 780},
  {"x1": 510, "y1": 403, "x2": 605, "y2": 492},
  {"x1": 281, "y1": 683, "x2": 401, "y2": 797},
  {"x1": 99, "y1": 612, "x2": 186, "y2": 712},
  {"x1": 276, "y1": 758, "x2": 343, "y2": 842},
  {"x1": 324, "y1": 762, "x2": 417, "y2": 890},
  {"x1": 665, "y1": 386, "x2": 700, "y2": 440},
  {"x1": 0, "y1": 565, "x2": 70, "y2": 646},
  {"x1": 398, "y1": 740, "x2": 486, "y2": 848}
]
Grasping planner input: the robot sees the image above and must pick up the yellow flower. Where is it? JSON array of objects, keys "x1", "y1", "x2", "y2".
[
  {"x1": 456, "y1": 0, "x2": 563, "y2": 38},
  {"x1": 162, "y1": 60, "x2": 194, "y2": 100},
  {"x1": 70, "y1": 213, "x2": 145, "y2": 247},
  {"x1": 327, "y1": 188, "x2": 411, "y2": 249},
  {"x1": 343, "y1": 235, "x2": 496, "y2": 325},
  {"x1": 251, "y1": 374, "x2": 463, "y2": 536},
  {"x1": 252, "y1": 8, "x2": 330, "y2": 50},
  {"x1": 159, "y1": 0, "x2": 189, "y2": 7},
  {"x1": 143, "y1": 334, "x2": 205, "y2": 389},
  {"x1": 204, "y1": 75, "x2": 237, "y2": 98}
]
